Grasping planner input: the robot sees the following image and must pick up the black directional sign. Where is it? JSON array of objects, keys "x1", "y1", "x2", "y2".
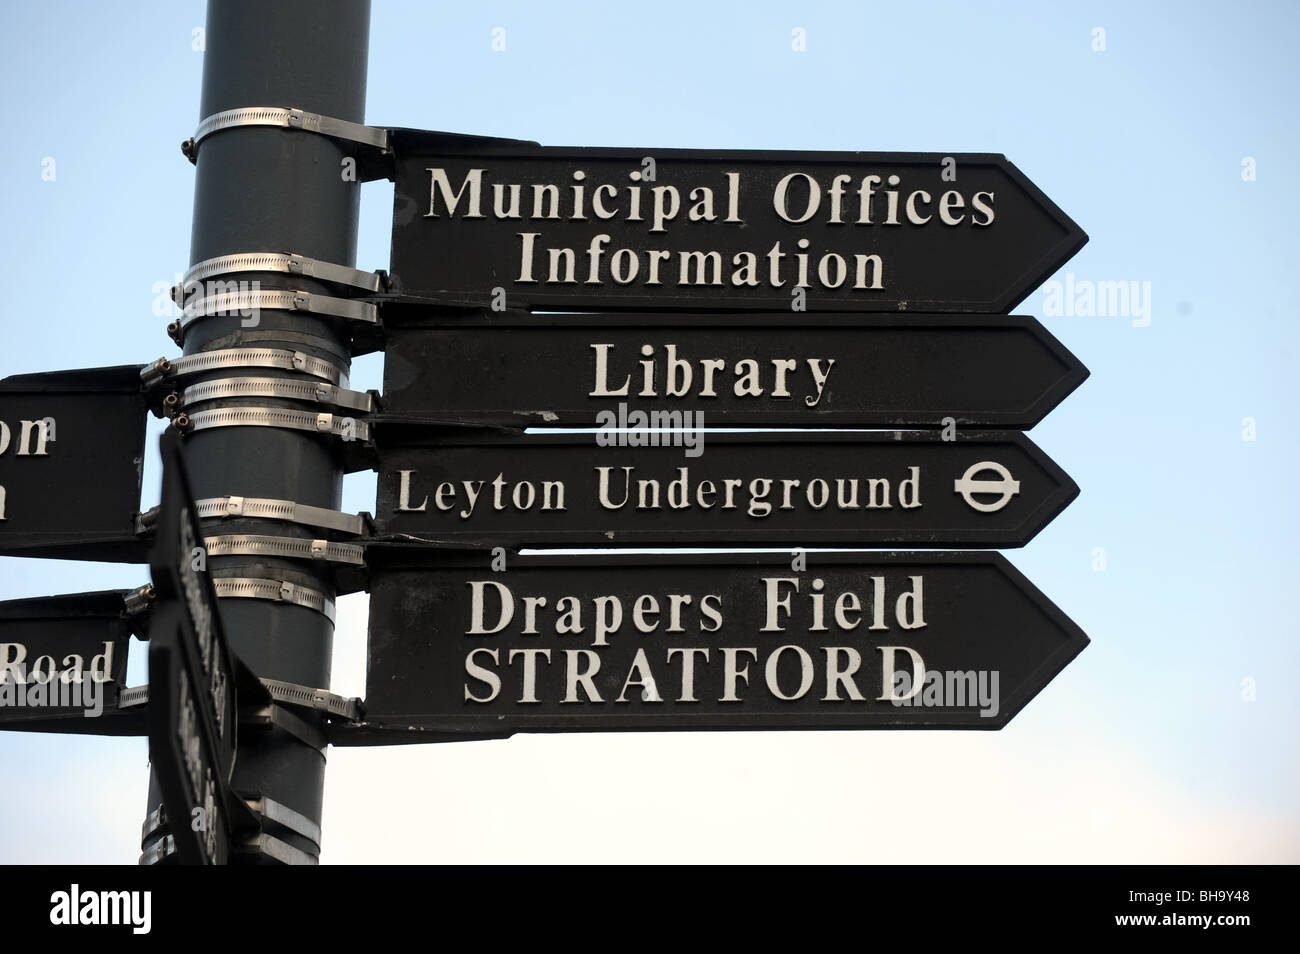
[
  {"x1": 374, "y1": 431, "x2": 1077, "y2": 549},
  {"x1": 388, "y1": 133, "x2": 1087, "y2": 312},
  {"x1": 0, "y1": 365, "x2": 148, "y2": 562},
  {"x1": 147, "y1": 431, "x2": 258, "y2": 864},
  {"x1": 364, "y1": 549, "x2": 1088, "y2": 734},
  {"x1": 0, "y1": 590, "x2": 139, "y2": 734},
  {"x1": 381, "y1": 311, "x2": 1088, "y2": 429}
]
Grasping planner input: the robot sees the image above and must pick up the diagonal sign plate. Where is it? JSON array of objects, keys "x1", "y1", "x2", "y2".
[
  {"x1": 147, "y1": 431, "x2": 259, "y2": 864},
  {"x1": 387, "y1": 132, "x2": 1087, "y2": 312},
  {"x1": 363, "y1": 548, "x2": 1088, "y2": 734},
  {"x1": 373, "y1": 430, "x2": 1077, "y2": 549},
  {"x1": 0, "y1": 365, "x2": 148, "y2": 562},
  {"x1": 380, "y1": 310, "x2": 1088, "y2": 429}
]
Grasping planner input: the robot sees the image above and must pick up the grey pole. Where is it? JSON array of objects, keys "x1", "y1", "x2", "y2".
[{"x1": 142, "y1": 0, "x2": 371, "y2": 864}]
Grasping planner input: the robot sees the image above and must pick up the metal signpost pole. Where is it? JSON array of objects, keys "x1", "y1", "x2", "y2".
[{"x1": 140, "y1": 0, "x2": 371, "y2": 864}]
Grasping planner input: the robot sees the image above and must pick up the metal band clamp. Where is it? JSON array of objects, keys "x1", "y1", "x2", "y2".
[
  {"x1": 203, "y1": 533, "x2": 365, "y2": 566},
  {"x1": 115, "y1": 677, "x2": 360, "y2": 723},
  {"x1": 180, "y1": 406, "x2": 371, "y2": 443},
  {"x1": 182, "y1": 106, "x2": 389, "y2": 162},
  {"x1": 138, "y1": 834, "x2": 176, "y2": 866},
  {"x1": 123, "y1": 584, "x2": 156, "y2": 615},
  {"x1": 119, "y1": 685, "x2": 149, "y2": 709},
  {"x1": 172, "y1": 289, "x2": 377, "y2": 345},
  {"x1": 141, "y1": 806, "x2": 166, "y2": 842},
  {"x1": 233, "y1": 831, "x2": 318, "y2": 866},
  {"x1": 260, "y1": 678, "x2": 362, "y2": 722},
  {"x1": 212, "y1": 577, "x2": 336, "y2": 623},
  {"x1": 195, "y1": 496, "x2": 365, "y2": 536},
  {"x1": 141, "y1": 348, "x2": 346, "y2": 390},
  {"x1": 176, "y1": 252, "x2": 384, "y2": 298},
  {"x1": 241, "y1": 704, "x2": 328, "y2": 755},
  {"x1": 180, "y1": 376, "x2": 373, "y2": 413},
  {"x1": 242, "y1": 795, "x2": 322, "y2": 848}
]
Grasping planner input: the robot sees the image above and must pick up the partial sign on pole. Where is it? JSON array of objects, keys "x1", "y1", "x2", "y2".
[
  {"x1": 363, "y1": 549, "x2": 1088, "y2": 734},
  {"x1": 373, "y1": 431, "x2": 1077, "y2": 549},
  {"x1": 147, "y1": 431, "x2": 258, "y2": 864},
  {"x1": 0, "y1": 365, "x2": 149, "y2": 562},
  {"x1": 387, "y1": 134, "x2": 1087, "y2": 313},
  {"x1": 0, "y1": 590, "x2": 141, "y2": 734},
  {"x1": 379, "y1": 311, "x2": 1089, "y2": 429}
]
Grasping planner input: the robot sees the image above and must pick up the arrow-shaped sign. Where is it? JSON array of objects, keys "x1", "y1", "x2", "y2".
[
  {"x1": 363, "y1": 548, "x2": 1088, "y2": 734},
  {"x1": 379, "y1": 311, "x2": 1088, "y2": 429},
  {"x1": 387, "y1": 134, "x2": 1087, "y2": 313},
  {"x1": 373, "y1": 430, "x2": 1078, "y2": 549}
]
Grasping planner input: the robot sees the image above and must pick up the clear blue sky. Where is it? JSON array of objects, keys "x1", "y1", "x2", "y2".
[{"x1": 0, "y1": 0, "x2": 1296, "y2": 862}]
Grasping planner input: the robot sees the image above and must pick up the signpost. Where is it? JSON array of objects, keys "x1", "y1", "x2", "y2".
[
  {"x1": 374, "y1": 431, "x2": 1076, "y2": 548},
  {"x1": 0, "y1": 2, "x2": 1095, "y2": 865},
  {"x1": 387, "y1": 135, "x2": 1087, "y2": 313},
  {"x1": 0, "y1": 365, "x2": 148, "y2": 561},
  {"x1": 146, "y1": 432, "x2": 258, "y2": 864},
  {"x1": 0, "y1": 590, "x2": 141, "y2": 734},
  {"x1": 380, "y1": 311, "x2": 1088, "y2": 429},
  {"x1": 364, "y1": 549, "x2": 1089, "y2": 734}
]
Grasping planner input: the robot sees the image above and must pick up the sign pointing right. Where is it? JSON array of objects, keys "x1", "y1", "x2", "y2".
[
  {"x1": 373, "y1": 430, "x2": 1077, "y2": 549},
  {"x1": 363, "y1": 549, "x2": 1089, "y2": 734},
  {"x1": 379, "y1": 311, "x2": 1089, "y2": 430},
  {"x1": 388, "y1": 138, "x2": 1088, "y2": 313}
]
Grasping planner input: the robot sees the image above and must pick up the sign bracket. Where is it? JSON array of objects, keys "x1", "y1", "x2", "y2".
[
  {"x1": 239, "y1": 793, "x2": 322, "y2": 849},
  {"x1": 232, "y1": 831, "x2": 318, "y2": 866},
  {"x1": 175, "y1": 251, "x2": 386, "y2": 299},
  {"x1": 169, "y1": 289, "x2": 378, "y2": 347},
  {"x1": 202, "y1": 533, "x2": 367, "y2": 595},
  {"x1": 141, "y1": 348, "x2": 347, "y2": 391},
  {"x1": 181, "y1": 106, "x2": 391, "y2": 182},
  {"x1": 137, "y1": 834, "x2": 175, "y2": 866},
  {"x1": 178, "y1": 376, "x2": 376, "y2": 413},
  {"x1": 259, "y1": 677, "x2": 363, "y2": 723},
  {"x1": 211, "y1": 575, "x2": 336, "y2": 623},
  {"x1": 194, "y1": 495, "x2": 367, "y2": 537},
  {"x1": 241, "y1": 703, "x2": 328, "y2": 754},
  {"x1": 175, "y1": 408, "x2": 373, "y2": 472}
]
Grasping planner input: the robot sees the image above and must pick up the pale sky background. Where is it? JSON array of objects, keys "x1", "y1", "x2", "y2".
[{"x1": 1, "y1": 0, "x2": 1297, "y2": 863}]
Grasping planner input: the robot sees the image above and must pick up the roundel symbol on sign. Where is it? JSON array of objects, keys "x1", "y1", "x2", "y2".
[{"x1": 954, "y1": 461, "x2": 1020, "y2": 513}]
